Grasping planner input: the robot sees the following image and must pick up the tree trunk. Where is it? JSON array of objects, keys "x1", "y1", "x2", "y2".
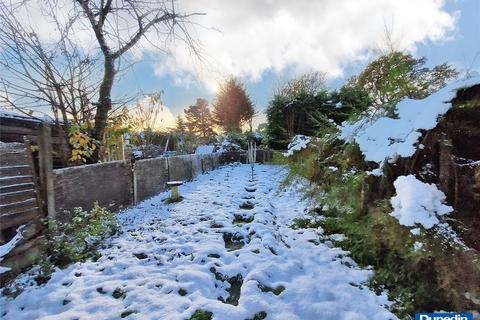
[{"x1": 91, "y1": 56, "x2": 115, "y2": 163}]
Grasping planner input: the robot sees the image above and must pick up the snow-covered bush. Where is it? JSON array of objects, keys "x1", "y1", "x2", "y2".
[
  {"x1": 286, "y1": 135, "x2": 311, "y2": 156},
  {"x1": 195, "y1": 145, "x2": 215, "y2": 154},
  {"x1": 218, "y1": 135, "x2": 242, "y2": 152},
  {"x1": 340, "y1": 76, "x2": 479, "y2": 168},
  {"x1": 217, "y1": 131, "x2": 264, "y2": 152}
]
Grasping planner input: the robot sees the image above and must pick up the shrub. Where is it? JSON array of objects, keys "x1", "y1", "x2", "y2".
[
  {"x1": 286, "y1": 138, "x2": 478, "y2": 317},
  {"x1": 42, "y1": 202, "x2": 118, "y2": 267},
  {"x1": 266, "y1": 86, "x2": 371, "y2": 149}
]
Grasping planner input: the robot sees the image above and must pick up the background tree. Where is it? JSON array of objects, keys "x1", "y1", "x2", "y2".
[
  {"x1": 266, "y1": 74, "x2": 372, "y2": 149},
  {"x1": 184, "y1": 98, "x2": 215, "y2": 142},
  {"x1": 213, "y1": 78, "x2": 255, "y2": 132},
  {"x1": 274, "y1": 72, "x2": 326, "y2": 97},
  {"x1": 354, "y1": 51, "x2": 458, "y2": 117},
  {"x1": 129, "y1": 94, "x2": 166, "y2": 133},
  {"x1": 174, "y1": 115, "x2": 187, "y2": 134}
]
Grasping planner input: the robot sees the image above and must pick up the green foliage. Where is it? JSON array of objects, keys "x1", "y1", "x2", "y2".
[
  {"x1": 269, "y1": 151, "x2": 288, "y2": 165},
  {"x1": 213, "y1": 77, "x2": 255, "y2": 132},
  {"x1": 332, "y1": 84, "x2": 375, "y2": 121},
  {"x1": 355, "y1": 51, "x2": 458, "y2": 117},
  {"x1": 286, "y1": 138, "x2": 459, "y2": 318},
  {"x1": 42, "y1": 202, "x2": 118, "y2": 268},
  {"x1": 266, "y1": 85, "x2": 371, "y2": 149},
  {"x1": 190, "y1": 309, "x2": 213, "y2": 320}
]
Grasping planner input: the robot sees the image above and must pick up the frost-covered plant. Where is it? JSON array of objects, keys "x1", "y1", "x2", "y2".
[{"x1": 42, "y1": 202, "x2": 118, "y2": 267}]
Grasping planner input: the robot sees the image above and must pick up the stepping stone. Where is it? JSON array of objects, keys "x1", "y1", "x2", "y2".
[{"x1": 240, "y1": 201, "x2": 255, "y2": 210}]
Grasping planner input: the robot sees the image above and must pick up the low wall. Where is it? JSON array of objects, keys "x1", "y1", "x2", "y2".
[
  {"x1": 50, "y1": 150, "x2": 272, "y2": 218},
  {"x1": 168, "y1": 155, "x2": 193, "y2": 182},
  {"x1": 53, "y1": 161, "x2": 133, "y2": 222},
  {"x1": 1, "y1": 150, "x2": 273, "y2": 283},
  {"x1": 134, "y1": 157, "x2": 169, "y2": 203}
]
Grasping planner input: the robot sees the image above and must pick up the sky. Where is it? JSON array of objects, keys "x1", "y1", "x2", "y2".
[
  {"x1": 111, "y1": 0, "x2": 479, "y2": 128},
  {"x1": 1, "y1": 0, "x2": 479, "y2": 128}
]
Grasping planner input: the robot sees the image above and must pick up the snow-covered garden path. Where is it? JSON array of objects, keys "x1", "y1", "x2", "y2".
[{"x1": 1, "y1": 164, "x2": 396, "y2": 320}]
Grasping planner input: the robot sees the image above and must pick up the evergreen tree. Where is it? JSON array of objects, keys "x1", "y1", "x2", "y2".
[
  {"x1": 184, "y1": 98, "x2": 216, "y2": 141},
  {"x1": 174, "y1": 115, "x2": 187, "y2": 133},
  {"x1": 213, "y1": 77, "x2": 255, "y2": 132},
  {"x1": 266, "y1": 85, "x2": 372, "y2": 149}
]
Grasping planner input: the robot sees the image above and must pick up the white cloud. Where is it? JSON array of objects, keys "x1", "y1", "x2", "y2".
[
  {"x1": 147, "y1": 0, "x2": 456, "y2": 90},
  {"x1": 6, "y1": 0, "x2": 457, "y2": 93}
]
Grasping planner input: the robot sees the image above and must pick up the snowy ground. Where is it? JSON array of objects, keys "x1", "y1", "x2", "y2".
[{"x1": 0, "y1": 164, "x2": 396, "y2": 320}]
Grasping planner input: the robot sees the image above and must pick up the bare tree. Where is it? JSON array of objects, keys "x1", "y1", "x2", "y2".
[
  {"x1": 0, "y1": 0, "x2": 202, "y2": 162},
  {"x1": 0, "y1": 2, "x2": 100, "y2": 132},
  {"x1": 74, "y1": 0, "x2": 203, "y2": 161},
  {"x1": 129, "y1": 93, "x2": 166, "y2": 133},
  {"x1": 274, "y1": 72, "x2": 326, "y2": 97}
]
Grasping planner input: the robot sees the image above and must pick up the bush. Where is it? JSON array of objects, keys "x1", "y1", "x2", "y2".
[
  {"x1": 42, "y1": 202, "x2": 118, "y2": 267},
  {"x1": 286, "y1": 138, "x2": 479, "y2": 318},
  {"x1": 266, "y1": 86, "x2": 371, "y2": 149}
]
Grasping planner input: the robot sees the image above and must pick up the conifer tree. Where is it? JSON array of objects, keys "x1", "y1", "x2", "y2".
[{"x1": 213, "y1": 78, "x2": 255, "y2": 132}]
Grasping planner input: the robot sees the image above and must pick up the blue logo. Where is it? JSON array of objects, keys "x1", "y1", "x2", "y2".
[{"x1": 415, "y1": 313, "x2": 473, "y2": 320}]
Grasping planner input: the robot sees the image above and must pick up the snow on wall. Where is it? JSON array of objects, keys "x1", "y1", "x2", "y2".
[
  {"x1": 340, "y1": 76, "x2": 480, "y2": 167},
  {"x1": 390, "y1": 175, "x2": 452, "y2": 230}
]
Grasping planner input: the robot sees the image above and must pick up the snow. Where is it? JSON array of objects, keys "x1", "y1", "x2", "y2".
[
  {"x1": 0, "y1": 111, "x2": 54, "y2": 122},
  {"x1": 132, "y1": 150, "x2": 143, "y2": 158},
  {"x1": 410, "y1": 228, "x2": 421, "y2": 236},
  {"x1": 390, "y1": 175, "x2": 452, "y2": 231},
  {"x1": 340, "y1": 76, "x2": 480, "y2": 167},
  {"x1": 218, "y1": 137, "x2": 242, "y2": 152},
  {"x1": 413, "y1": 241, "x2": 423, "y2": 251},
  {"x1": 286, "y1": 135, "x2": 311, "y2": 156},
  {"x1": 0, "y1": 164, "x2": 396, "y2": 320},
  {"x1": 195, "y1": 145, "x2": 215, "y2": 155},
  {"x1": 0, "y1": 225, "x2": 26, "y2": 274}
]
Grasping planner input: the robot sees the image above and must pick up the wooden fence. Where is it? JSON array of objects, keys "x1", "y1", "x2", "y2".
[
  {"x1": 0, "y1": 114, "x2": 70, "y2": 168},
  {"x1": 0, "y1": 142, "x2": 44, "y2": 277}
]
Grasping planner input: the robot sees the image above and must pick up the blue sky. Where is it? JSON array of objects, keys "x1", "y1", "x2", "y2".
[{"x1": 115, "y1": 0, "x2": 479, "y2": 126}]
